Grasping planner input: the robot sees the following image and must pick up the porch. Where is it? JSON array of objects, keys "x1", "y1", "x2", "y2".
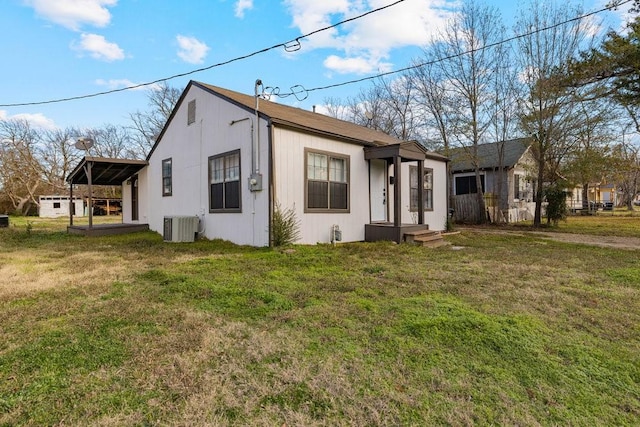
[
  {"x1": 364, "y1": 141, "x2": 440, "y2": 244},
  {"x1": 364, "y1": 223, "x2": 429, "y2": 244}
]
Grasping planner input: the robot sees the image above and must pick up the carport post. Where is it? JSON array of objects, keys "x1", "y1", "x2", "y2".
[
  {"x1": 84, "y1": 160, "x2": 93, "y2": 229},
  {"x1": 69, "y1": 183, "x2": 74, "y2": 226}
]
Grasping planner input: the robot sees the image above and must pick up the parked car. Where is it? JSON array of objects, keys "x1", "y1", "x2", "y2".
[{"x1": 603, "y1": 202, "x2": 614, "y2": 211}]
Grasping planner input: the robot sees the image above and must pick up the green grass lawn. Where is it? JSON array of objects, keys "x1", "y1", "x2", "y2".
[{"x1": 1, "y1": 217, "x2": 639, "y2": 425}]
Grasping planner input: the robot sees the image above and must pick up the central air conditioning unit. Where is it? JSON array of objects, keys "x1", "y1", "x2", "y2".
[{"x1": 163, "y1": 216, "x2": 199, "y2": 242}]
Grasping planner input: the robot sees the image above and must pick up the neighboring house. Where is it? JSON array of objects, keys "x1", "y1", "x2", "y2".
[
  {"x1": 122, "y1": 80, "x2": 449, "y2": 246},
  {"x1": 39, "y1": 195, "x2": 84, "y2": 218},
  {"x1": 448, "y1": 138, "x2": 537, "y2": 222},
  {"x1": 565, "y1": 186, "x2": 585, "y2": 212},
  {"x1": 589, "y1": 182, "x2": 617, "y2": 207}
]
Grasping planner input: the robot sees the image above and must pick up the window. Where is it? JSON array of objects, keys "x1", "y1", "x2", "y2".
[
  {"x1": 514, "y1": 174, "x2": 521, "y2": 200},
  {"x1": 162, "y1": 158, "x2": 172, "y2": 196},
  {"x1": 305, "y1": 150, "x2": 349, "y2": 212},
  {"x1": 53, "y1": 202, "x2": 61, "y2": 209},
  {"x1": 410, "y1": 166, "x2": 433, "y2": 211},
  {"x1": 455, "y1": 175, "x2": 485, "y2": 195},
  {"x1": 187, "y1": 99, "x2": 196, "y2": 125},
  {"x1": 209, "y1": 150, "x2": 241, "y2": 212}
]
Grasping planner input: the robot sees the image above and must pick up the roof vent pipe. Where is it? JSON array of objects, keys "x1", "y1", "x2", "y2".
[{"x1": 254, "y1": 79, "x2": 263, "y2": 175}]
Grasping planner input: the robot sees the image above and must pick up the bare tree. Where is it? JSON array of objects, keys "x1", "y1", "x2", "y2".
[
  {"x1": 129, "y1": 81, "x2": 181, "y2": 158},
  {"x1": 515, "y1": 0, "x2": 595, "y2": 226},
  {"x1": 40, "y1": 127, "x2": 83, "y2": 194},
  {"x1": 610, "y1": 139, "x2": 640, "y2": 210},
  {"x1": 426, "y1": 0, "x2": 509, "y2": 223},
  {"x1": 85, "y1": 124, "x2": 136, "y2": 159},
  {"x1": 410, "y1": 58, "x2": 452, "y2": 153},
  {"x1": 409, "y1": 58, "x2": 456, "y2": 209},
  {"x1": 323, "y1": 76, "x2": 423, "y2": 143},
  {"x1": 321, "y1": 97, "x2": 351, "y2": 121},
  {"x1": 488, "y1": 47, "x2": 521, "y2": 218},
  {"x1": 0, "y1": 119, "x2": 44, "y2": 214},
  {"x1": 562, "y1": 99, "x2": 617, "y2": 212}
]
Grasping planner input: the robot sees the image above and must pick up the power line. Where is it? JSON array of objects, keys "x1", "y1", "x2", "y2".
[
  {"x1": 0, "y1": 0, "x2": 407, "y2": 108},
  {"x1": 277, "y1": 0, "x2": 633, "y2": 98}
]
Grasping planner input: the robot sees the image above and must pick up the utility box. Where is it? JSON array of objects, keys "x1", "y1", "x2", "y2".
[
  {"x1": 248, "y1": 173, "x2": 263, "y2": 192},
  {"x1": 163, "y1": 216, "x2": 199, "y2": 242},
  {"x1": 0, "y1": 215, "x2": 8, "y2": 228}
]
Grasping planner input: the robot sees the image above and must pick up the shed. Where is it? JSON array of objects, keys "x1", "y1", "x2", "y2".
[{"x1": 39, "y1": 195, "x2": 84, "y2": 218}]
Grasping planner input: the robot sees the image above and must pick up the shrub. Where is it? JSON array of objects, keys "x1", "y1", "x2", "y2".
[
  {"x1": 544, "y1": 184, "x2": 568, "y2": 226},
  {"x1": 272, "y1": 202, "x2": 301, "y2": 246}
]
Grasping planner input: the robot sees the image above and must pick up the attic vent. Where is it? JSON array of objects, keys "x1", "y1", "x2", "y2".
[{"x1": 187, "y1": 99, "x2": 196, "y2": 125}]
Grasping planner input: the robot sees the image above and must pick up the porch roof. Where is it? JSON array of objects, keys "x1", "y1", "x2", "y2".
[
  {"x1": 66, "y1": 157, "x2": 148, "y2": 186},
  {"x1": 364, "y1": 141, "x2": 448, "y2": 162}
]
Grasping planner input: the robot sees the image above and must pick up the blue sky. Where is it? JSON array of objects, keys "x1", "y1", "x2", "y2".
[{"x1": 0, "y1": 0, "x2": 629, "y2": 131}]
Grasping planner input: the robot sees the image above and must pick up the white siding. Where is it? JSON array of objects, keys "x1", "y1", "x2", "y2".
[
  {"x1": 126, "y1": 84, "x2": 450, "y2": 246},
  {"x1": 142, "y1": 85, "x2": 270, "y2": 246},
  {"x1": 39, "y1": 196, "x2": 83, "y2": 218},
  {"x1": 272, "y1": 127, "x2": 371, "y2": 244},
  {"x1": 122, "y1": 168, "x2": 149, "y2": 224},
  {"x1": 397, "y1": 159, "x2": 448, "y2": 231}
]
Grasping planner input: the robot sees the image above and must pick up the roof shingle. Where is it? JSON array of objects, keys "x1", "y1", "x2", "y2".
[
  {"x1": 195, "y1": 81, "x2": 407, "y2": 147},
  {"x1": 448, "y1": 138, "x2": 531, "y2": 172}
]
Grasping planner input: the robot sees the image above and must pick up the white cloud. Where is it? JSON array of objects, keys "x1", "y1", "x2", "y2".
[
  {"x1": 72, "y1": 33, "x2": 125, "y2": 61},
  {"x1": 176, "y1": 35, "x2": 210, "y2": 64},
  {"x1": 24, "y1": 0, "x2": 117, "y2": 31},
  {"x1": 283, "y1": 0, "x2": 456, "y2": 74},
  {"x1": 235, "y1": 0, "x2": 254, "y2": 18},
  {"x1": 324, "y1": 54, "x2": 392, "y2": 74},
  {"x1": 1, "y1": 111, "x2": 57, "y2": 130},
  {"x1": 95, "y1": 79, "x2": 159, "y2": 91}
]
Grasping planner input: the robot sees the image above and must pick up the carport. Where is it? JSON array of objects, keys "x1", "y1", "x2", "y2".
[{"x1": 66, "y1": 156, "x2": 149, "y2": 236}]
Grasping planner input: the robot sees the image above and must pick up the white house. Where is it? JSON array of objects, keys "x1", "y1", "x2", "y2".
[
  {"x1": 39, "y1": 195, "x2": 84, "y2": 218},
  {"x1": 122, "y1": 81, "x2": 449, "y2": 246}
]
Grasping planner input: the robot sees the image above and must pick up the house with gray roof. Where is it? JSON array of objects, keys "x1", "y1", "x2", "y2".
[
  {"x1": 448, "y1": 138, "x2": 536, "y2": 222},
  {"x1": 121, "y1": 80, "x2": 449, "y2": 245}
]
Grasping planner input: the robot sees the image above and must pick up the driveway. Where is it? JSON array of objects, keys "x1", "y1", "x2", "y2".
[
  {"x1": 459, "y1": 228, "x2": 640, "y2": 250},
  {"x1": 530, "y1": 232, "x2": 640, "y2": 250}
]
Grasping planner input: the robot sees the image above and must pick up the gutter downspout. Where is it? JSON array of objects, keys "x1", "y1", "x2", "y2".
[{"x1": 268, "y1": 119, "x2": 274, "y2": 247}]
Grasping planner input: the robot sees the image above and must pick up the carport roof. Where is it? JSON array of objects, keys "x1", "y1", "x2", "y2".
[{"x1": 66, "y1": 157, "x2": 148, "y2": 186}]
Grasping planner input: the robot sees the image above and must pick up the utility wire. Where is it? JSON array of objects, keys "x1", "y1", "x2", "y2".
[
  {"x1": 0, "y1": 0, "x2": 406, "y2": 108},
  {"x1": 277, "y1": 0, "x2": 633, "y2": 98}
]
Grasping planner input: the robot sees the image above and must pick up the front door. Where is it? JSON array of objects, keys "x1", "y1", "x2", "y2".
[
  {"x1": 131, "y1": 175, "x2": 138, "y2": 221},
  {"x1": 370, "y1": 159, "x2": 387, "y2": 222}
]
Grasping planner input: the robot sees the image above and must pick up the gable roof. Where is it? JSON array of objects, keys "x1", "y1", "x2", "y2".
[
  {"x1": 196, "y1": 81, "x2": 405, "y2": 146},
  {"x1": 148, "y1": 80, "x2": 445, "y2": 161},
  {"x1": 448, "y1": 138, "x2": 531, "y2": 173}
]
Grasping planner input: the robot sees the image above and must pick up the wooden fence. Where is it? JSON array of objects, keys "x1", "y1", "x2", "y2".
[{"x1": 453, "y1": 193, "x2": 501, "y2": 223}]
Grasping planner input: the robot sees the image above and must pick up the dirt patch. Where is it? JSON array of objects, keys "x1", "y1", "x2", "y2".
[
  {"x1": 530, "y1": 232, "x2": 640, "y2": 250},
  {"x1": 458, "y1": 227, "x2": 640, "y2": 250}
]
